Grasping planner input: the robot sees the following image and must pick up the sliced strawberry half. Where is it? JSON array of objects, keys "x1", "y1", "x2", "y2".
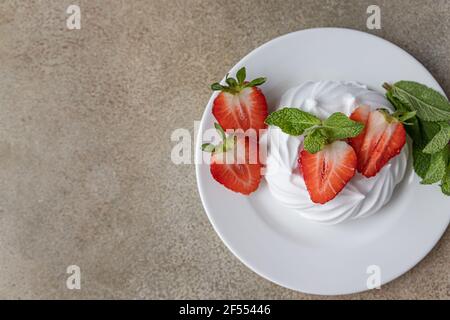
[
  {"x1": 349, "y1": 107, "x2": 407, "y2": 178},
  {"x1": 211, "y1": 67, "x2": 268, "y2": 132},
  {"x1": 299, "y1": 140, "x2": 357, "y2": 204},
  {"x1": 347, "y1": 105, "x2": 370, "y2": 160},
  {"x1": 202, "y1": 123, "x2": 262, "y2": 195}
]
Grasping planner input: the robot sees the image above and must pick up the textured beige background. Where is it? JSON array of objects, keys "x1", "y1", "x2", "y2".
[{"x1": 0, "y1": 0, "x2": 448, "y2": 299}]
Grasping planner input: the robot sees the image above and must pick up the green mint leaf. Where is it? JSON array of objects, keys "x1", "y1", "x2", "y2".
[
  {"x1": 265, "y1": 108, "x2": 321, "y2": 136},
  {"x1": 303, "y1": 129, "x2": 327, "y2": 154},
  {"x1": 421, "y1": 147, "x2": 448, "y2": 184},
  {"x1": 386, "y1": 90, "x2": 410, "y2": 112},
  {"x1": 441, "y1": 162, "x2": 450, "y2": 195},
  {"x1": 322, "y1": 112, "x2": 365, "y2": 141},
  {"x1": 405, "y1": 116, "x2": 423, "y2": 145},
  {"x1": 406, "y1": 119, "x2": 440, "y2": 151},
  {"x1": 413, "y1": 144, "x2": 431, "y2": 179},
  {"x1": 236, "y1": 67, "x2": 246, "y2": 85},
  {"x1": 246, "y1": 77, "x2": 267, "y2": 87},
  {"x1": 387, "y1": 90, "x2": 423, "y2": 141},
  {"x1": 214, "y1": 123, "x2": 226, "y2": 140},
  {"x1": 390, "y1": 81, "x2": 450, "y2": 122},
  {"x1": 420, "y1": 120, "x2": 441, "y2": 143},
  {"x1": 201, "y1": 143, "x2": 216, "y2": 152},
  {"x1": 422, "y1": 122, "x2": 450, "y2": 154},
  {"x1": 388, "y1": 82, "x2": 450, "y2": 189}
]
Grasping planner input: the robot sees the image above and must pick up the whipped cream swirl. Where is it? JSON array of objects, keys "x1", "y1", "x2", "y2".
[{"x1": 264, "y1": 81, "x2": 408, "y2": 224}]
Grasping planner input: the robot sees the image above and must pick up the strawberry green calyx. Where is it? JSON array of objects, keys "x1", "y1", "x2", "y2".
[
  {"x1": 201, "y1": 123, "x2": 235, "y2": 153},
  {"x1": 201, "y1": 143, "x2": 216, "y2": 152},
  {"x1": 210, "y1": 67, "x2": 267, "y2": 95}
]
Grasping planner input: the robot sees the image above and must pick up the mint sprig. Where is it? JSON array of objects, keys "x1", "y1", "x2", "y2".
[
  {"x1": 265, "y1": 109, "x2": 364, "y2": 154},
  {"x1": 422, "y1": 122, "x2": 450, "y2": 154},
  {"x1": 322, "y1": 112, "x2": 365, "y2": 140},
  {"x1": 303, "y1": 129, "x2": 328, "y2": 154},
  {"x1": 384, "y1": 81, "x2": 450, "y2": 196},
  {"x1": 421, "y1": 147, "x2": 449, "y2": 184},
  {"x1": 265, "y1": 108, "x2": 321, "y2": 136},
  {"x1": 384, "y1": 81, "x2": 450, "y2": 122}
]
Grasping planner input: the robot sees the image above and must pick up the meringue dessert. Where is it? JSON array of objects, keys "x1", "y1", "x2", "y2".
[
  {"x1": 264, "y1": 81, "x2": 408, "y2": 224},
  {"x1": 204, "y1": 68, "x2": 448, "y2": 225}
]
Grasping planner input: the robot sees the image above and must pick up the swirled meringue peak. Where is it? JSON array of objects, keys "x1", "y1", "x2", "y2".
[{"x1": 264, "y1": 81, "x2": 408, "y2": 224}]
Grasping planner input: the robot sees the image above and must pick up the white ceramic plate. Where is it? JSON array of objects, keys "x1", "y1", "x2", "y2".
[{"x1": 195, "y1": 28, "x2": 450, "y2": 295}]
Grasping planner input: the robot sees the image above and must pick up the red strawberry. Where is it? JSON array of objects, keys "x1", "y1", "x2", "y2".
[
  {"x1": 203, "y1": 123, "x2": 262, "y2": 195},
  {"x1": 347, "y1": 105, "x2": 370, "y2": 156},
  {"x1": 300, "y1": 141, "x2": 357, "y2": 204},
  {"x1": 211, "y1": 67, "x2": 268, "y2": 132},
  {"x1": 349, "y1": 107, "x2": 406, "y2": 178}
]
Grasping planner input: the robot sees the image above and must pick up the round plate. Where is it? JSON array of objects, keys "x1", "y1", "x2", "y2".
[{"x1": 195, "y1": 28, "x2": 450, "y2": 295}]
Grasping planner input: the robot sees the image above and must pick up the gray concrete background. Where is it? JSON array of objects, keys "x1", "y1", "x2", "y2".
[{"x1": 0, "y1": 0, "x2": 448, "y2": 299}]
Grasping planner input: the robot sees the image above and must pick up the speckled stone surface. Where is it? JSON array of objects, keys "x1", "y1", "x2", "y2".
[{"x1": 0, "y1": 0, "x2": 448, "y2": 299}]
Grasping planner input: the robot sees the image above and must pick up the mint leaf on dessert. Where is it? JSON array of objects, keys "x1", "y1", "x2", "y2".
[
  {"x1": 422, "y1": 122, "x2": 450, "y2": 154},
  {"x1": 322, "y1": 112, "x2": 365, "y2": 141},
  {"x1": 265, "y1": 108, "x2": 321, "y2": 135},
  {"x1": 421, "y1": 147, "x2": 448, "y2": 184},
  {"x1": 386, "y1": 81, "x2": 450, "y2": 122},
  {"x1": 303, "y1": 128, "x2": 327, "y2": 154},
  {"x1": 266, "y1": 109, "x2": 366, "y2": 153}
]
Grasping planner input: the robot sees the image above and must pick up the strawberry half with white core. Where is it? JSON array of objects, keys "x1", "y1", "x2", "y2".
[
  {"x1": 300, "y1": 141, "x2": 357, "y2": 204},
  {"x1": 349, "y1": 106, "x2": 414, "y2": 178},
  {"x1": 211, "y1": 67, "x2": 268, "y2": 132},
  {"x1": 202, "y1": 123, "x2": 261, "y2": 195}
]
